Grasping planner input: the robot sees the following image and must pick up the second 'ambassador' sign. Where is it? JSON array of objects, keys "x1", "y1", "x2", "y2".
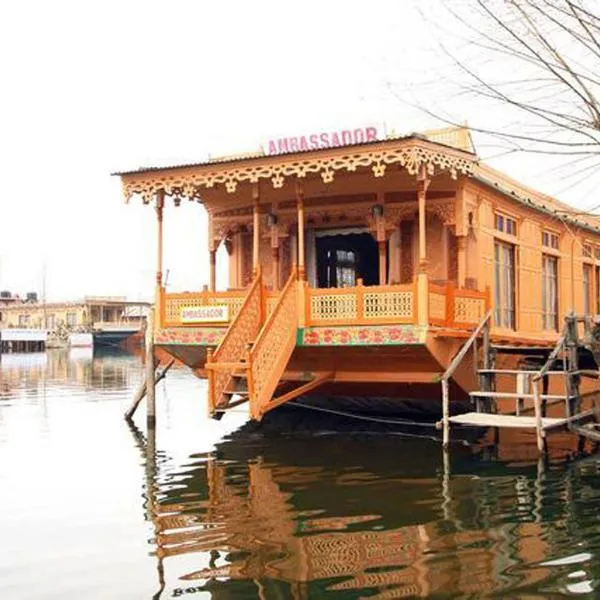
[{"x1": 181, "y1": 305, "x2": 229, "y2": 323}]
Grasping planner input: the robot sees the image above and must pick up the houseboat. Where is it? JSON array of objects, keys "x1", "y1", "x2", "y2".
[{"x1": 115, "y1": 126, "x2": 600, "y2": 424}]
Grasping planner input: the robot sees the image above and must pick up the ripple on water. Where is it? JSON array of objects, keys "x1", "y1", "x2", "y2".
[{"x1": 2, "y1": 349, "x2": 600, "y2": 598}]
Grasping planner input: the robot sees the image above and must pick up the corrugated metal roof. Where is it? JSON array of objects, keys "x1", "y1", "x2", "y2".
[{"x1": 111, "y1": 133, "x2": 476, "y2": 177}]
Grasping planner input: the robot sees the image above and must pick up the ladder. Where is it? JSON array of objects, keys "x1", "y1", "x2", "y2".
[{"x1": 439, "y1": 312, "x2": 600, "y2": 454}]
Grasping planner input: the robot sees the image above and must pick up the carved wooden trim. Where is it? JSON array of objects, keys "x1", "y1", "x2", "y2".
[{"x1": 121, "y1": 139, "x2": 475, "y2": 203}]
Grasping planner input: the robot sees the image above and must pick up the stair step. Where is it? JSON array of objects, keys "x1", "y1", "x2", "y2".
[
  {"x1": 490, "y1": 345, "x2": 553, "y2": 356},
  {"x1": 223, "y1": 390, "x2": 249, "y2": 397},
  {"x1": 469, "y1": 391, "x2": 571, "y2": 400},
  {"x1": 448, "y1": 412, "x2": 565, "y2": 429}
]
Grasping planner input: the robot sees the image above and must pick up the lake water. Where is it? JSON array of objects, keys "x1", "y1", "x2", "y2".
[{"x1": 2, "y1": 349, "x2": 600, "y2": 598}]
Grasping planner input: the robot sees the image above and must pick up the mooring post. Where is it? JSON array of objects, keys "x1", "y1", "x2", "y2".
[
  {"x1": 146, "y1": 307, "x2": 156, "y2": 428},
  {"x1": 124, "y1": 358, "x2": 174, "y2": 421},
  {"x1": 532, "y1": 379, "x2": 545, "y2": 454},
  {"x1": 442, "y1": 378, "x2": 450, "y2": 447}
]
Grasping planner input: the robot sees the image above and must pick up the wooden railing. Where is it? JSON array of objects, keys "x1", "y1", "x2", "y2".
[
  {"x1": 160, "y1": 288, "x2": 247, "y2": 328},
  {"x1": 305, "y1": 279, "x2": 488, "y2": 329},
  {"x1": 162, "y1": 278, "x2": 488, "y2": 333},
  {"x1": 247, "y1": 268, "x2": 299, "y2": 420},
  {"x1": 428, "y1": 282, "x2": 490, "y2": 329},
  {"x1": 207, "y1": 269, "x2": 264, "y2": 414},
  {"x1": 305, "y1": 280, "x2": 417, "y2": 326}
]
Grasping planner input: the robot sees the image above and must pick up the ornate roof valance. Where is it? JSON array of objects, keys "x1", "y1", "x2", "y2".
[{"x1": 118, "y1": 138, "x2": 476, "y2": 204}]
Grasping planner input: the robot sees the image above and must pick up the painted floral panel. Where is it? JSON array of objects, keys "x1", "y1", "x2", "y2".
[
  {"x1": 300, "y1": 325, "x2": 426, "y2": 346},
  {"x1": 155, "y1": 327, "x2": 226, "y2": 346}
]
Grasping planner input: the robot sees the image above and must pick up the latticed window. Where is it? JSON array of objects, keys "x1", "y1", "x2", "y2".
[
  {"x1": 542, "y1": 254, "x2": 558, "y2": 330},
  {"x1": 494, "y1": 240, "x2": 516, "y2": 329}
]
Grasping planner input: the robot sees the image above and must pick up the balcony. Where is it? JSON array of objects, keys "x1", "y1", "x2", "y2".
[{"x1": 159, "y1": 280, "x2": 489, "y2": 331}]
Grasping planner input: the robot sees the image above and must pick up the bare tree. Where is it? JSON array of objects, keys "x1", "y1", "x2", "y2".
[{"x1": 409, "y1": 0, "x2": 600, "y2": 192}]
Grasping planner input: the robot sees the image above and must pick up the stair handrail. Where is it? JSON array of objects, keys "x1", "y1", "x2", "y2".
[
  {"x1": 207, "y1": 267, "x2": 263, "y2": 415},
  {"x1": 441, "y1": 309, "x2": 493, "y2": 382},
  {"x1": 247, "y1": 266, "x2": 299, "y2": 420},
  {"x1": 531, "y1": 325, "x2": 567, "y2": 383},
  {"x1": 440, "y1": 309, "x2": 492, "y2": 447}
]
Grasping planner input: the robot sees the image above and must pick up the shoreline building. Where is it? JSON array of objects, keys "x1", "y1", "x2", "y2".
[
  {"x1": 114, "y1": 125, "x2": 600, "y2": 422},
  {"x1": 0, "y1": 294, "x2": 149, "y2": 347}
]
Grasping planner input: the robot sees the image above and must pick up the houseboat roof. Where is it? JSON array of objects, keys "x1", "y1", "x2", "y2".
[{"x1": 114, "y1": 127, "x2": 600, "y2": 233}]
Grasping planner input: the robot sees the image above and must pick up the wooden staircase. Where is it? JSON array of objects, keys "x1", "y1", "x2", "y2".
[
  {"x1": 208, "y1": 267, "x2": 330, "y2": 421},
  {"x1": 439, "y1": 312, "x2": 600, "y2": 453},
  {"x1": 206, "y1": 269, "x2": 264, "y2": 419}
]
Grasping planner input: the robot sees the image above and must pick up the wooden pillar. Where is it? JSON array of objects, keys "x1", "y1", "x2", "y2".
[
  {"x1": 252, "y1": 184, "x2": 260, "y2": 274},
  {"x1": 146, "y1": 307, "x2": 156, "y2": 428},
  {"x1": 457, "y1": 234, "x2": 467, "y2": 288},
  {"x1": 272, "y1": 247, "x2": 280, "y2": 291},
  {"x1": 296, "y1": 181, "x2": 306, "y2": 280},
  {"x1": 417, "y1": 169, "x2": 430, "y2": 325},
  {"x1": 155, "y1": 190, "x2": 164, "y2": 329},
  {"x1": 209, "y1": 249, "x2": 216, "y2": 292},
  {"x1": 378, "y1": 241, "x2": 387, "y2": 285},
  {"x1": 417, "y1": 171, "x2": 429, "y2": 274},
  {"x1": 156, "y1": 191, "x2": 164, "y2": 285},
  {"x1": 207, "y1": 213, "x2": 216, "y2": 292}
]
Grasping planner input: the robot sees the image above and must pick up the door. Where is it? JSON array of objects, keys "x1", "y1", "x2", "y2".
[{"x1": 316, "y1": 233, "x2": 379, "y2": 288}]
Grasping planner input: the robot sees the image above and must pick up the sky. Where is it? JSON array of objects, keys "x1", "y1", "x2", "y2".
[{"x1": 1, "y1": 0, "x2": 597, "y2": 302}]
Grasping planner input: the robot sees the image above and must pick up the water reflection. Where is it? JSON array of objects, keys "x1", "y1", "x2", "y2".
[
  {"x1": 136, "y1": 425, "x2": 600, "y2": 598},
  {"x1": 2, "y1": 350, "x2": 600, "y2": 598},
  {"x1": 0, "y1": 348, "x2": 137, "y2": 399}
]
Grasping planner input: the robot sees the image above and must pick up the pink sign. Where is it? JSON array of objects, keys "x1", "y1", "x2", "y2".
[{"x1": 267, "y1": 126, "x2": 378, "y2": 155}]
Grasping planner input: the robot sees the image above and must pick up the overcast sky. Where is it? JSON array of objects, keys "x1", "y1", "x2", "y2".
[{"x1": 1, "y1": 0, "x2": 596, "y2": 301}]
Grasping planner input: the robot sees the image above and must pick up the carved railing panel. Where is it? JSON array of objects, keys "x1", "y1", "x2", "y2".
[
  {"x1": 306, "y1": 283, "x2": 414, "y2": 326},
  {"x1": 208, "y1": 271, "x2": 263, "y2": 413},
  {"x1": 454, "y1": 293, "x2": 487, "y2": 326},
  {"x1": 248, "y1": 269, "x2": 298, "y2": 420},
  {"x1": 428, "y1": 284, "x2": 447, "y2": 327},
  {"x1": 163, "y1": 290, "x2": 246, "y2": 327}
]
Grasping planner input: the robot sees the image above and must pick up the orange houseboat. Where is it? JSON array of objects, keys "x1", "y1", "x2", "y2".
[{"x1": 115, "y1": 126, "x2": 600, "y2": 422}]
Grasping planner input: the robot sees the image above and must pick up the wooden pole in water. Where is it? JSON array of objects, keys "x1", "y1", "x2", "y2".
[
  {"x1": 124, "y1": 359, "x2": 174, "y2": 421},
  {"x1": 442, "y1": 378, "x2": 450, "y2": 447},
  {"x1": 146, "y1": 307, "x2": 156, "y2": 428},
  {"x1": 532, "y1": 379, "x2": 545, "y2": 454}
]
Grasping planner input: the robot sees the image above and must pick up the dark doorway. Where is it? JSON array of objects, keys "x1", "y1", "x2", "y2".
[{"x1": 316, "y1": 233, "x2": 379, "y2": 288}]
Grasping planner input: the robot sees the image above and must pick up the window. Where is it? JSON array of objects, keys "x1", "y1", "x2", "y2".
[
  {"x1": 45, "y1": 314, "x2": 55, "y2": 330},
  {"x1": 334, "y1": 250, "x2": 356, "y2": 288},
  {"x1": 66, "y1": 312, "x2": 77, "y2": 327},
  {"x1": 18, "y1": 314, "x2": 30, "y2": 327},
  {"x1": 542, "y1": 255, "x2": 558, "y2": 330},
  {"x1": 597, "y1": 266, "x2": 600, "y2": 314},
  {"x1": 494, "y1": 240, "x2": 516, "y2": 329},
  {"x1": 495, "y1": 213, "x2": 517, "y2": 236},
  {"x1": 583, "y1": 264, "x2": 592, "y2": 316},
  {"x1": 542, "y1": 231, "x2": 559, "y2": 250}
]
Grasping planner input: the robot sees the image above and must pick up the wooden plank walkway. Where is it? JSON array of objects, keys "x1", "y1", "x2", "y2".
[{"x1": 448, "y1": 412, "x2": 564, "y2": 430}]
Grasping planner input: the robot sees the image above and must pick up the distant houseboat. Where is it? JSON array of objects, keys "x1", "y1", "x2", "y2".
[{"x1": 115, "y1": 126, "x2": 600, "y2": 422}]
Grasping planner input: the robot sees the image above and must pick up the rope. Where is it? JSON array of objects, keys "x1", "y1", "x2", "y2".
[
  {"x1": 287, "y1": 401, "x2": 473, "y2": 445},
  {"x1": 290, "y1": 400, "x2": 438, "y2": 427}
]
